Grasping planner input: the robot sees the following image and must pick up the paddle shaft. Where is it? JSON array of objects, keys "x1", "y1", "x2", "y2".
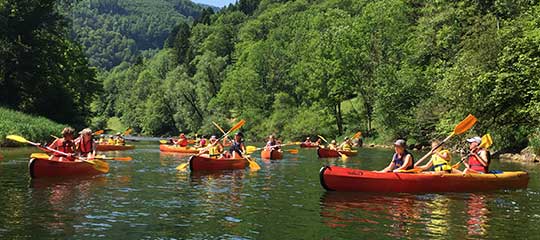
[{"x1": 414, "y1": 134, "x2": 453, "y2": 167}]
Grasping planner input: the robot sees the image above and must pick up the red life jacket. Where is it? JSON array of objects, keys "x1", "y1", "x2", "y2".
[
  {"x1": 50, "y1": 138, "x2": 75, "y2": 159},
  {"x1": 77, "y1": 138, "x2": 94, "y2": 156},
  {"x1": 178, "y1": 138, "x2": 188, "y2": 147},
  {"x1": 468, "y1": 151, "x2": 488, "y2": 173}
]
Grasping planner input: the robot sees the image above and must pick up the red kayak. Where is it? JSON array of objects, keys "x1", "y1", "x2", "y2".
[
  {"x1": 261, "y1": 149, "x2": 283, "y2": 160},
  {"x1": 319, "y1": 166, "x2": 529, "y2": 193},
  {"x1": 317, "y1": 148, "x2": 358, "y2": 158},
  {"x1": 300, "y1": 143, "x2": 319, "y2": 148},
  {"x1": 189, "y1": 155, "x2": 248, "y2": 171},
  {"x1": 29, "y1": 154, "x2": 108, "y2": 179},
  {"x1": 96, "y1": 144, "x2": 135, "y2": 151}
]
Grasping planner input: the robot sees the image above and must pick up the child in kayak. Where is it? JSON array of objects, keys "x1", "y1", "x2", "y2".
[
  {"x1": 75, "y1": 128, "x2": 96, "y2": 159},
  {"x1": 48, "y1": 127, "x2": 76, "y2": 161},
  {"x1": 339, "y1": 137, "x2": 353, "y2": 151},
  {"x1": 378, "y1": 139, "x2": 415, "y2": 172},
  {"x1": 463, "y1": 136, "x2": 490, "y2": 174},
  {"x1": 415, "y1": 140, "x2": 458, "y2": 173},
  {"x1": 224, "y1": 132, "x2": 246, "y2": 158}
]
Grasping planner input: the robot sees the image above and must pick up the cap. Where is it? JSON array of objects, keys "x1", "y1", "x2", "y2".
[
  {"x1": 210, "y1": 135, "x2": 217, "y2": 140},
  {"x1": 307, "y1": 137, "x2": 311, "y2": 140},
  {"x1": 331, "y1": 140, "x2": 336, "y2": 144},
  {"x1": 467, "y1": 136, "x2": 482, "y2": 144},
  {"x1": 394, "y1": 139, "x2": 407, "y2": 148},
  {"x1": 344, "y1": 137, "x2": 350, "y2": 140}
]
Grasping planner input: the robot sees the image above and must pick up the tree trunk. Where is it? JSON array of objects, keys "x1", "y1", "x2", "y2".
[{"x1": 335, "y1": 103, "x2": 343, "y2": 135}]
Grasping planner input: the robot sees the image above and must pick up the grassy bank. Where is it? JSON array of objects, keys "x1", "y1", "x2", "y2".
[{"x1": 0, "y1": 107, "x2": 67, "y2": 147}]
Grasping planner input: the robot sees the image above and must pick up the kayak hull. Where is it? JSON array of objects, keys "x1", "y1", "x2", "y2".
[
  {"x1": 317, "y1": 148, "x2": 358, "y2": 158},
  {"x1": 189, "y1": 155, "x2": 248, "y2": 171},
  {"x1": 319, "y1": 166, "x2": 529, "y2": 193},
  {"x1": 300, "y1": 143, "x2": 319, "y2": 148},
  {"x1": 261, "y1": 149, "x2": 283, "y2": 160},
  {"x1": 96, "y1": 144, "x2": 135, "y2": 151},
  {"x1": 29, "y1": 157, "x2": 105, "y2": 179},
  {"x1": 160, "y1": 144, "x2": 199, "y2": 154}
]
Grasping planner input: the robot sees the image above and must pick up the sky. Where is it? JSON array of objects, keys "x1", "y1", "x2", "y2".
[{"x1": 191, "y1": 0, "x2": 237, "y2": 7}]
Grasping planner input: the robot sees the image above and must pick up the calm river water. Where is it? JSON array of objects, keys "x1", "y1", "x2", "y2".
[{"x1": 0, "y1": 143, "x2": 538, "y2": 239}]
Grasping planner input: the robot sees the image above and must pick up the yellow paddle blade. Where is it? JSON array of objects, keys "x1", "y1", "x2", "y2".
[
  {"x1": 176, "y1": 163, "x2": 189, "y2": 171},
  {"x1": 340, "y1": 153, "x2": 348, "y2": 160},
  {"x1": 6, "y1": 135, "x2": 30, "y2": 144},
  {"x1": 397, "y1": 168, "x2": 423, "y2": 173},
  {"x1": 159, "y1": 140, "x2": 168, "y2": 144},
  {"x1": 85, "y1": 160, "x2": 109, "y2": 173},
  {"x1": 287, "y1": 149, "x2": 299, "y2": 154},
  {"x1": 453, "y1": 114, "x2": 477, "y2": 135},
  {"x1": 228, "y1": 119, "x2": 246, "y2": 134},
  {"x1": 247, "y1": 157, "x2": 260, "y2": 171},
  {"x1": 318, "y1": 135, "x2": 329, "y2": 143},
  {"x1": 480, "y1": 133, "x2": 493, "y2": 149},
  {"x1": 94, "y1": 130, "x2": 104, "y2": 135},
  {"x1": 246, "y1": 146, "x2": 258, "y2": 152},
  {"x1": 352, "y1": 131, "x2": 362, "y2": 139},
  {"x1": 212, "y1": 121, "x2": 227, "y2": 134},
  {"x1": 30, "y1": 153, "x2": 50, "y2": 159}
]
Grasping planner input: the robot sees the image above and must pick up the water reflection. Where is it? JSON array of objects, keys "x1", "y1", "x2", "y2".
[{"x1": 320, "y1": 192, "x2": 492, "y2": 238}]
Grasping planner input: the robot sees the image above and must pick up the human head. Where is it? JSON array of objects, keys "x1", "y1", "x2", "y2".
[
  {"x1": 235, "y1": 132, "x2": 244, "y2": 141},
  {"x1": 62, "y1": 127, "x2": 75, "y2": 140},
  {"x1": 79, "y1": 128, "x2": 93, "y2": 140},
  {"x1": 331, "y1": 140, "x2": 336, "y2": 144},
  {"x1": 467, "y1": 136, "x2": 481, "y2": 150},
  {"x1": 431, "y1": 140, "x2": 441, "y2": 152},
  {"x1": 394, "y1": 139, "x2": 406, "y2": 154},
  {"x1": 269, "y1": 135, "x2": 274, "y2": 140},
  {"x1": 180, "y1": 133, "x2": 185, "y2": 138},
  {"x1": 210, "y1": 135, "x2": 217, "y2": 143},
  {"x1": 306, "y1": 137, "x2": 310, "y2": 140}
]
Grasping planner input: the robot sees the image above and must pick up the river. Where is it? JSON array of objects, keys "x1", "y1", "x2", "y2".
[{"x1": 0, "y1": 143, "x2": 538, "y2": 239}]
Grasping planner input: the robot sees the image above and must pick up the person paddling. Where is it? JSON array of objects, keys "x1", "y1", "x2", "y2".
[
  {"x1": 327, "y1": 140, "x2": 338, "y2": 150},
  {"x1": 175, "y1": 133, "x2": 189, "y2": 147},
  {"x1": 75, "y1": 128, "x2": 96, "y2": 159},
  {"x1": 378, "y1": 139, "x2": 414, "y2": 172},
  {"x1": 225, "y1": 132, "x2": 246, "y2": 158},
  {"x1": 463, "y1": 136, "x2": 490, "y2": 174},
  {"x1": 114, "y1": 132, "x2": 125, "y2": 145},
  {"x1": 304, "y1": 137, "x2": 312, "y2": 144},
  {"x1": 48, "y1": 127, "x2": 76, "y2": 161},
  {"x1": 415, "y1": 140, "x2": 458, "y2": 173},
  {"x1": 339, "y1": 137, "x2": 353, "y2": 151},
  {"x1": 265, "y1": 135, "x2": 281, "y2": 151}
]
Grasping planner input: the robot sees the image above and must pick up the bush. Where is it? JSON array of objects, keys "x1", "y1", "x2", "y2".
[{"x1": 0, "y1": 107, "x2": 67, "y2": 146}]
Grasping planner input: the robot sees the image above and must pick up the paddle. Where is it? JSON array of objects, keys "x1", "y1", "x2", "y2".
[
  {"x1": 317, "y1": 135, "x2": 348, "y2": 160},
  {"x1": 452, "y1": 134, "x2": 492, "y2": 169},
  {"x1": 414, "y1": 114, "x2": 477, "y2": 167},
  {"x1": 7, "y1": 135, "x2": 109, "y2": 173},
  {"x1": 94, "y1": 130, "x2": 104, "y2": 135},
  {"x1": 212, "y1": 120, "x2": 260, "y2": 171},
  {"x1": 94, "y1": 155, "x2": 133, "y2": 161},
  {"x1": 246, "y1": 143, "x2": 297, "y2": 154},
  {"x1": 123, "y1": 128, "x2": 132, "y2": 136}
]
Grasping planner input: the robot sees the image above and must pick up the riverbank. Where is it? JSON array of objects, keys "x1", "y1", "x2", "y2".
[{"x1": 0, "y1": 107, "x2": 66, "y2": 147}]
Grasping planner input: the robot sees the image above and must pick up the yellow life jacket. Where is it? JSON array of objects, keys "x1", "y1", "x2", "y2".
[
  {"x1": 209, "y1": 145, "x2": 221, "y2": 156},
  {"x1": 341, "y1": 143, "x2": 352, "y2": 151},
  {"x1": 432, "y1": 150, "x2": 452, "y2": 171},
  {"x1": 107, "y1": 139, "x2": 115, "y2": 145}
]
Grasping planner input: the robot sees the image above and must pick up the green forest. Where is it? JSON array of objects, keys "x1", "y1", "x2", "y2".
[{"x1": 2, "y1": 0, "x2": 540, "y2": 153}]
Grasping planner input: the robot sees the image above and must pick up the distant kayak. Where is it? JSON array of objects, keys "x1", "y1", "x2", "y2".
[
  {"x1": 300, "y1": 143, "x2": 319, "y2": 148},
  {"x1": 317, "y1": 148, "x2": 358, "y2": 158},
  {"x1": 96, "y1": 144, "x2": 135, "y2": 151},
  {"x1": 159, "y1": 144, "x2": 199, "y2": 154},
  {"x1": 29, "y1": 154, "x2": 107, "y2": 179},
  {"x1": 189, "y1": 155, "x2": 248, "y2": 171},
  {"x1": 319, "y1": 166, "x2": 529, "y2": 193},
  {"x1": 261, "y1": 149, "x2": 283, "y2": 160}
]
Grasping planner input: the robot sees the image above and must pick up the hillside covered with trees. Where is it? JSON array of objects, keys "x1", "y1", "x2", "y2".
[
  {"x1": 70, "y1": 0, "x2": 206, "y2": 69},
  {"x1": 95, "y1": 0, "x2": 540, "y2": 153}
]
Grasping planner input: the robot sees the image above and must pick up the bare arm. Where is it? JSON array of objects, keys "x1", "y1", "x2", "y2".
[{"x1": 393, "y1": 155, "x2": 413, "y2": 172}]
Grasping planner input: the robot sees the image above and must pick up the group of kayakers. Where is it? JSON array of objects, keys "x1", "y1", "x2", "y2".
[
  {"x1": 378, "y1": 136, "x2": 491, "y2": 174},
  {"x1": 197, "y1": 132, "x2": 247, "y2": 159},
  {"x1": 302, "y1": 137, "x2": 353, "y2": 152},
  {"x1": 47, "y1": 127, "x2": 96, "y2": 161},
  {"x1": 97, "y1": 133, "x2": 125, "y2": 146}
]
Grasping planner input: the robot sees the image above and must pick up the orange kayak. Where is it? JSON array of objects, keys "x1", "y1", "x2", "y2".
[
  {"x1": 317, "y1": 148, "x2": 358, "y2": 158},
  {"x1": 189, "y1": 155, "x2": 248, "y2": 171},
  {"x1": 320, "y1": 166, "x2": 529, "y2": 192},
  {"x1": 96, "y1": 144, "x2": 135, "y2": 151},
  {"x1": 261, "y1": 149, "x2": 283, "y2": 160},
  {"x1": 29, "y1": 154, "x2": 107, "y2": 178},
  {"x1": 160, "y1": 144, "x2": 199, "y2": 153}
]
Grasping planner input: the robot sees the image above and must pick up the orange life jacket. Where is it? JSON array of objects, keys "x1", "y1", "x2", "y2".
[{"x1": 77, "y1": 138, "x2": 94, "y2": 156}]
